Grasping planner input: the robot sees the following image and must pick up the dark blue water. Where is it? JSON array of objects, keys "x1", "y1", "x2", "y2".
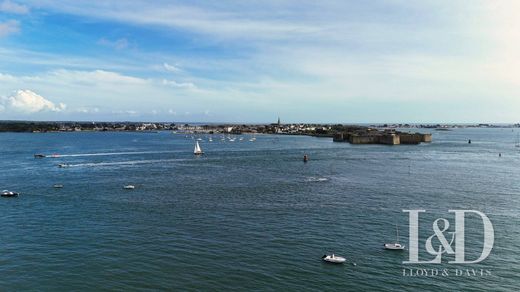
[{"x1": 0, "y1": 129, "x2": 519, "y2": 291}]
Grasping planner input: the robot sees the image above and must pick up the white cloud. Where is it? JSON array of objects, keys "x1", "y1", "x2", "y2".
[
  {"x1": 162, "y1": 79, "x2": 195, "y2": 88},
  {"x1": 19, "y1": 1, "x2": 320, "y2": 41},
  {"x1": 0, "y1": 0, "x2": 29, "y2": 14},
  {"x1": 163, "y1": 62, "x2": 181, "y2": 72},
  {"x1": 0, "y1": 20, "x2": 20, "y2": 37},
  {"x1": 0, "y1": 72, "x2": 17, "y2": 81},
  {"x1": 98, "y1": 37, "x2": 129, "y2": 50},
  {"x1": 0, "y1": 90, "x2": 66, "y2": 113},
  {"x1": 50, "y1": 69, "x2": 148, "y2": 85},
  {"x1": 76, "y1": 107, "x2": 99, "y2": 113}
]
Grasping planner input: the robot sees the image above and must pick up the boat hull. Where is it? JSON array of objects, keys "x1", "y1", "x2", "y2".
[
  {"x1": 322, "y1": 255, "x2": 346, "y2": 264},
  {"x1": 384, "y1": 243, "x2": 405, "y2": 250}
]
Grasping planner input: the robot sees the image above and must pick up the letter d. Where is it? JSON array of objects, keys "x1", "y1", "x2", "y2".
[{"x1": 449, "y1": 210, "x2": 494, "y2": 264}]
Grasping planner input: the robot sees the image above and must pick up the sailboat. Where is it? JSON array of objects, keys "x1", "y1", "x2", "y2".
[
  {"x1": 194, "y1": 141, "x2": 204, "y2": 155},
  {"x1": 384, "y1": 224, "x2": 405, "y2": 250}
]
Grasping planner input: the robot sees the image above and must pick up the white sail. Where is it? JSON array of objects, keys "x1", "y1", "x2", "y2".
[{"x1": 194, "y1": 141, "x2": 203, "y2": 154}]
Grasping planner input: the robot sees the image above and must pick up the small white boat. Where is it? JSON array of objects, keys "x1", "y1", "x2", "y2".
[
  {"x1": 322, "y1": 254, "x2": 346, "y2": 264},
  {"x1": 249, "y1": 137, "x2": 256, "y2": 142},
  {"x1": 384, "y1": 243, "x2": 405, "y2": 250},
  {"x1": 384, "y1": 224, "x2": 405, "y2": 250},
  {"x1": 123, "y1": 185, "x2": 135, "y2": 190},
  {"x1": 1, "y1": 190, "x2": 19, "y2": 197},
  {"x1": 58, "y1": 163, "x2": 69, "y2": 168},
  {"x1": 53, "y1": 184, "x2": 64, "y2": 188},
  {"x1": 194, "y1": 141, "x2": 204, "y2": 155}
]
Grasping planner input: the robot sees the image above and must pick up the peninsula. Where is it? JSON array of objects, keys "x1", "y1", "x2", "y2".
[
  {"x1": 5, "y1": 120, "x2": 520, "y2": 145},
  {"x1": 0, "y1": 120, "x2": 438, "y2": 145}
]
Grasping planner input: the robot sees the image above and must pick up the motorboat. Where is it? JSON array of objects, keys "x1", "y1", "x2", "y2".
[
  {"x1": 322, "y1": 254, "x2": 346, "y2": 264},
  {"x1": 1, "y1": 190, "x2": 19, "y2": 197},
  {"x1": 53, "y1": 184, "x2": 64, "y2": 188},
  {"x1": 34, "y1": 154, "x2": 46, "y2": 158},
  {"x1": 58, "y1": 164, "x2": 70, "y2": 168},
  {"x1": 123, "y1": 185, "x2": 135, "y2": 190}
]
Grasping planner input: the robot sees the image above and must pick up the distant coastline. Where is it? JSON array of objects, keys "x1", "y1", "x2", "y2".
[
  {"x1": 0, "y1": 120, "x2": 518, "y2": 134},
  {"x1": 1, "y1": 120, "x2": 518, "y2": 146}
]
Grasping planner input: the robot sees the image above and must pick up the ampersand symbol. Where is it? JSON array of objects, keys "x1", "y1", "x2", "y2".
[{"x1": 425, "y1": 218, "x2": 456, "y2": 262}]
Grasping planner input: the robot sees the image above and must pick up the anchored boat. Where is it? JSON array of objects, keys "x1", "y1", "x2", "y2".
[
  {"x1": 384, "y1": 224, "x2": 405, "y2": 250},
  {"x1": 322, "y1": 254, "x2": 346, "y2": 264}
]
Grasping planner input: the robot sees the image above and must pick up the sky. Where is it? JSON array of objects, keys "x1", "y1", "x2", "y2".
[{"x1": 0, "y1": 0, "x2": 519, "y2": 123}]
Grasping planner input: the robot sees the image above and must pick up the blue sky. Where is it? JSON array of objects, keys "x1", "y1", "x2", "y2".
[{"x1": 0, "y1": 0, "x2": 519, "y2": 123}]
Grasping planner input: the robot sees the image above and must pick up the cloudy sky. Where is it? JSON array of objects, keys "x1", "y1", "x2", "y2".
[{"x1": 0, "y1": 0, "x2": 519, "y2": 123}]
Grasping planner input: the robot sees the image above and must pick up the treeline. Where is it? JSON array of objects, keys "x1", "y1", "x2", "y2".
[
  {"x1": 0, "y1": 121, "x2": 175, "y2": 132},
  {"x1": 0, "y1": 122, "x2": 61, "y2": 132}
]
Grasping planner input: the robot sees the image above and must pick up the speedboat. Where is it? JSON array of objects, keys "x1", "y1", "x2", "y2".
[
  {"x1": 58, "y1": 164, "x2": 70, "y2": 168},
  {"x1": 1, "y1": 190, "x2": 19, "y2": 197},
  {"x1": 123, "y1": 185, "x2": 135, "y2": 190},
  {"x1": 322, "y1": 254, "x2": 346, "y2": 264},
  {"x1": 34, "y1": 154, "x2": 46, "y2": 158},
  {"x1": 384, "y1": 243, "x2": 405, "y2": 250}
]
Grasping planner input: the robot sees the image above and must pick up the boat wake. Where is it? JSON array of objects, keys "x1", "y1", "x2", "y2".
[
  {"x1": 64, "y1": 158, "x2": 186, "y2": 168},
  {"x1": 49, "y1": 150, "x2": 177, "y2": 158}
]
